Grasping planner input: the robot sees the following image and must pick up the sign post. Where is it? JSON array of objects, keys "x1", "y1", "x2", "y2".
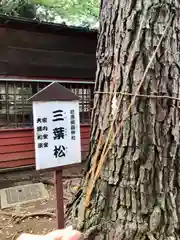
[
  {"x1": 28, "y1": 82, "x2": 81, "y2": 229},
  {"x1": 54, "y1": 170, "x2": 64, "y2": 228}
]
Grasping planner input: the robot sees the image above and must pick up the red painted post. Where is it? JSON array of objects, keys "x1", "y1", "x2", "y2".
[{"x1": 54, "y1": 170, "x2": 64, "y2": 229}]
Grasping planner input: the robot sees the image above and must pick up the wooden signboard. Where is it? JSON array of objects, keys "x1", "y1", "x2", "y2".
[{"x1": 28, "y1": 82, "x2": 81, "y2": 228}]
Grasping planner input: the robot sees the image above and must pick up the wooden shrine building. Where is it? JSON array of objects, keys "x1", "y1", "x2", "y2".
[{"x1": 0, "y1": 15, "x2": 97, "y2": 170}]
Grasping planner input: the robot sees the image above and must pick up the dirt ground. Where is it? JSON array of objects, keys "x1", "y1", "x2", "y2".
[{"x1": 0, "y1": 164, "x2": 85, "y2": 240}]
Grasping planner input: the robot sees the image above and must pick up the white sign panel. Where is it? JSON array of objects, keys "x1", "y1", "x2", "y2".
[{"x1": 32, "y1": 101, "x2": 81, "y2": 170}]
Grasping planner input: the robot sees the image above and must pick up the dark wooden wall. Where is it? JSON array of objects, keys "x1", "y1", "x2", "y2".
[
  {"x1": 0, "y1": 16, "x2": 97, "y2": 80},
  {"x1": 0, "y1": 16, "x2": 95, "y2": 170}
]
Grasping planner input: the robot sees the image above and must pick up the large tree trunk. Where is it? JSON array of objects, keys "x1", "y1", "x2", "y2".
[{"x1": 67, "y1": 1, "x2": 180, "y2": 239}]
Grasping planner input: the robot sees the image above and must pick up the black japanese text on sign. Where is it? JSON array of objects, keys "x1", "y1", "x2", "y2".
[
  {"x1": 36, "y1": 117, "x2": 49, "y2": 148},
  {"x1": 52, "y1": 109, "x2": 67, "y2": 158},
  {"x1": 70, "y1": 109, "x2": 76, "y2": 140}
]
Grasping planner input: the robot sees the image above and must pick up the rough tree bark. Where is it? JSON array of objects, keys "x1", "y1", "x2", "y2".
[{"x1": 67, "y1": 0, "x2": 180, "y2": 239}]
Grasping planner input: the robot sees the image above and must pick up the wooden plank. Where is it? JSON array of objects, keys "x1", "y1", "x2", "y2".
[
  {"x1": 80, "y1": 132, "x2": 90, "y2": 139},
  {"x1": 0, "y1": 152, "x2": 88, "y2": 169},
  {"x1": 0, "y1": 128, "x2": 90, "y2": 139},
  {"x1": 80, "y1": 128, "x2": 91, "y2": 133},
  {"x1": 82, "y1": 146, "x2": 89, "y2": 150},
  {"x1": 81, "y1": 132, "x2": 90, "y2": 136},
  {"x1": 82, "y1": 148, "x2": 89, "y2": 153},
  {"x1": 0, "y1": 142, "x2": 88, "y2": 154},
  {"x1": 81, "y1": 138, "x2": 90, "y2": 144},
  {"x1": 0, "y1": 130, "x2": 33, "y2": 139},
  {"x1": 82, "y1": 141, "x2": 89, "y2": 146},
  {"x1": 0, "y1": 158, "x2": 35, "y2": 168},
  {"x1": 0, "y1": 136, "x2": 34, "y2": 146},
  {"x1": 0, "y1": 150, "x2": 35, "y2": 162},
  {"x1": 80, "y1": 125, "x2": 91, "y2": 130},
  {"x1": 0, "y1": 61, "x2": 96, "y2": 80},
  {"x1": 81, "y1": 145, "x2": 89, "y2": 152},
  {"x1": 0, "y1": 47, "x2": 95, "y2": 69},
  {"x1": 2, "y1": 28, "x2": 97, "y2": 53},
  {"x1": 0, "y1": 150, "x2": 88, "y2": 166},
  {"x1": 0, "y1": 143, "x2": 34, "y2": 154}
]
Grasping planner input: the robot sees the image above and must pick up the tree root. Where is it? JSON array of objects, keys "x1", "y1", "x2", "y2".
[
  {"x1": 14, "y1": 212, "x2": 56, "y2": 224},
  {"x1": 0, "y1": 211, "x2": 13, "y2": 216},
  {"x1": 41, "y1": 179, "x2": 54, "y2": 186},
  {"x1": 0, "y1": 208, "x2": 56, "y2": 224}
]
